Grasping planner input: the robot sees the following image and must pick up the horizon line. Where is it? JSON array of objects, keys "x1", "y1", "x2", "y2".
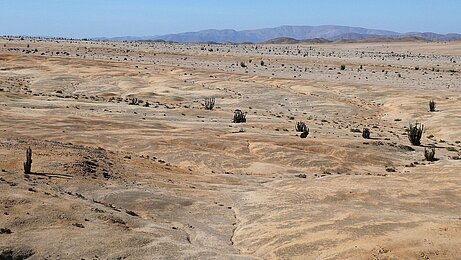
[{"x1": 2, "y1": 24, "x2": 461, "y2": 40}]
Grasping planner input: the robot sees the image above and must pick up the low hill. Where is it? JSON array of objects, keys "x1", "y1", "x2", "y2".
[
  {"x1": 97, "y1": 25, "x2": 461, "y2": 43},
  {"x1": 263, "y1": 37, "x2": 331, "y2": 44}
]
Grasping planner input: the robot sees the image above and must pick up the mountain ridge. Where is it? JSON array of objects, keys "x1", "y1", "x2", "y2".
[{"x1": 94, "y1": 25, "x2": 461, "y2": 43}]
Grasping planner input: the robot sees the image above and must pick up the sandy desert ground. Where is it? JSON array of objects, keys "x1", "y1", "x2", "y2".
[{"x1": 0, "y1": 37, "x2": 461, "y2": 259}]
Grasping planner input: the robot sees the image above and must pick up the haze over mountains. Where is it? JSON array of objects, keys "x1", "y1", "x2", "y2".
[{"x1": 96, "y1": 25, "x2": 461, "y2": 43}]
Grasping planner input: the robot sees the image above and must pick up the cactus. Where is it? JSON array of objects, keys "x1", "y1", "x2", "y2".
[
  {"x1": 233, "y1": 109, "x2": 246, "y2": 123},
  {"x1": 295, "y1": 121, "x2": 309, "y2": 138},
  {"x1": 424, "y1": 147, "x2": 436, "y2": 161},
  {"x1": 204, "y1": 97, "x2": 215, "y2": 110},
  {"x1": 362, "y1": 128, "x2": 370, "y2": 139},
  {"x1": 295, "y1": 121, "x2": 307, "y2": 132},
  {"x1": 129, "y1": 97, "x2": 138, "y2": 105},
  {"x1": 429, "y1": 100, "x2": 436, "y2": 112},
  {"x1": 300, "y1": 127, "x2": 309, "y2": 138},
  {"x1": 407, "y1": 122, "x2": 424, "y2": 146},
  {"x1": 24, "y1": 147, "x2": 32, "y2": 175}
]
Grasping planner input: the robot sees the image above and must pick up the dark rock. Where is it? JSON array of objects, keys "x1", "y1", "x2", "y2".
[
  {"x1": 126, "y1": 210, "x2": 139, "y2": 217},
  {"x1": 72, "y1": 223, "x2": 85, "y2": 228}
]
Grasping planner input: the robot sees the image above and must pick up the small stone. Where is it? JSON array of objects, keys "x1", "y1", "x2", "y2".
[{"x1": 72, "y1": 223, "x2": 84, "y2": 228}]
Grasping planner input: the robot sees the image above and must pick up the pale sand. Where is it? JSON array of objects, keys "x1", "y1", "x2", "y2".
[{"x1": 0, "y1": 38, "x2": 460, "y2": 259}]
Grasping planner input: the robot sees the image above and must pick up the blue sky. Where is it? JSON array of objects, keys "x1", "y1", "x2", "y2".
[{"x1": 0, "y1": 0, "x2": 460, "y2": 38}]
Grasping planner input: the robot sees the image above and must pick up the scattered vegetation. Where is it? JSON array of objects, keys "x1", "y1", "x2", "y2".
[
  {"x1": 295, "y1": 121, "x2": 307, "y2": 132},
  {"x1": 0, "y1": 228, "x2": 12, "y2": 234},
  {"x1": 340, "y1": 64, "x2": 346, "y2": 70},
  {"x1": 204, "y1": 97, "x2": 215, "y2": 110},
  {"x1": 429, "y1": 100, "x2": 436, "y2": 112},
  {"x1": 24, "y1": 147, "x2": 32, "y2": 175},
  {"x1": 300, "y1": 127, "x2": 309, "y2": 138},
  {"x1": 240, "y1": 62, "x2": 247, "y2": 68},
  {"x1": 129, "y1": 97, "x2": 139, "y2": 105},
  {"x1": 233, "y1": 109, "x2": 246, "y2": 123},
  {"x1": 424, "y1": 147, "x2": 436, "y2": 161},
  {"x1": 296, "y1": 122, "x2": 309, "y2": 138},
  {"x1": 407, "y1": 122, "x2": 424, "y2": 146},
  {"x1": 362, "y1": 128, "x2": 370, "y2": 139}
]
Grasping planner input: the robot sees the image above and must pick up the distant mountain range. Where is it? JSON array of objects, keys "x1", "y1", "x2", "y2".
[{"x1": 94, "y1": 25, "x2": 461, "y2": 43}]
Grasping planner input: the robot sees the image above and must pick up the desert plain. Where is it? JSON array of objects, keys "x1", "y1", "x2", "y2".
[{"x1": 0, "y1": 37, "x2": 461, "y2": 259}]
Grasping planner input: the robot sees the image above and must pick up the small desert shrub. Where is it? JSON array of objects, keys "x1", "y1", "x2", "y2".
[
  {"x1": 240, "y1": 62, "x2": 247, "y2": 68},
  {"x1": 424, "y1": 147, "x2": 436, "y2": 161},
  {"x1": 204, "y1": 97, "x2": 215, "y2": 110},
  {"x1": 233, "y1": 109, "x2": 246, "y2": 123},
  {"x1": 260, "y1": 60, "x2": 265, "y2": 66},
  {"x1": 407, "y1": 122, "x2": 424, "y2": 146},
  {"x1": 362, "y1": 128, "x2": 370, "y2": 139},
  {"x1": 340, "y1": 64, "x2": 346, "y2": 70},
  {"x1": 429, "y1": 100, "x2": 436, "y2": 112}
]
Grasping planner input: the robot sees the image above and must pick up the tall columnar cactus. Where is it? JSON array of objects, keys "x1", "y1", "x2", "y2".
[
  {"x1": 429, "y1": 100, "x2": 436, "y2": 112},
  {"x1": 204, "y1": 97, "x2": 215, "y2": 110},
  {"x1": 24, "y1": 147, "x2": 32, "y2": 175},
  {"x1": 362, "y1": 128, "x2": 370, "y2": 139},
  {"x1": 407, "y1": 122, "x2": 424, "y2": 146}
]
